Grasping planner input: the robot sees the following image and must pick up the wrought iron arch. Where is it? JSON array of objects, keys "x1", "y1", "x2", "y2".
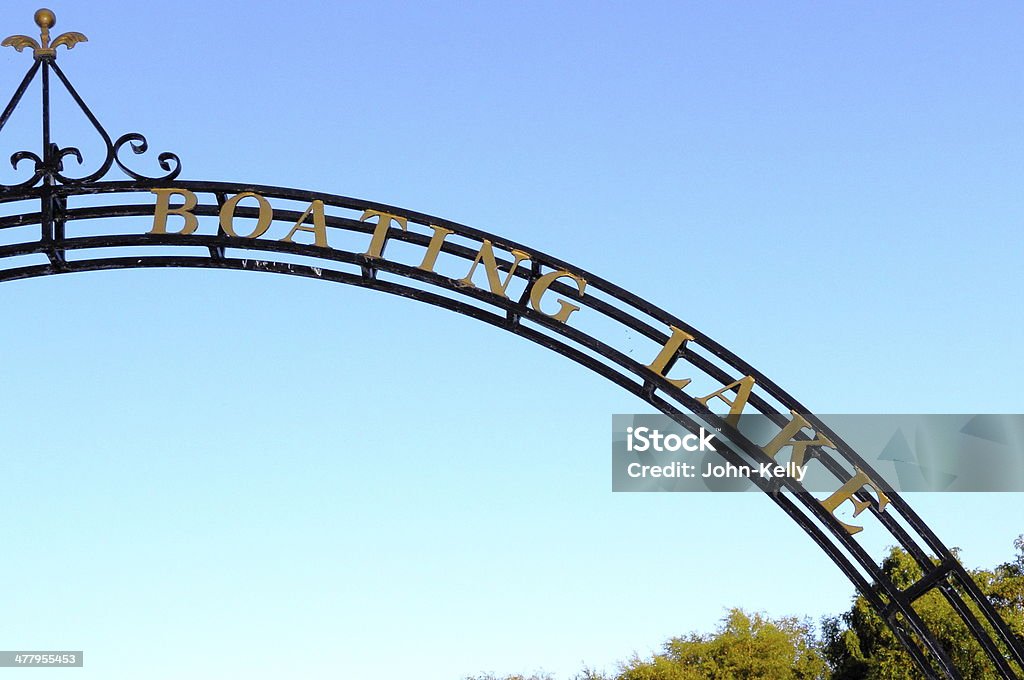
[{"x1": 1, "y1": 10, "x2": 1021, "y2": 679}]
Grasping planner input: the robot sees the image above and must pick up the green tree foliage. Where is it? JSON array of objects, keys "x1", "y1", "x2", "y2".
[
  {"x1": 618, "y1": 608, "x2": 828, "y2": 680},
  {"x1": 467, "y1": 537, "x2": 1024, "y2": 680},
  {"x1": 823, "y1": 537, "x2": 1024, "y2": 679},
  {"x1": 978, "y1": 535, "x2": 1024, "y2": 637}
]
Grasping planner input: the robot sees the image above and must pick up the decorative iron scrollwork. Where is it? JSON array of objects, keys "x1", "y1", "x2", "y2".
[
  {"x1": 6, "y1": 150, "x2": 45, "y2": 191},
  {"x1": 0, "y1": 8, "x2": 182, "y2": 189},
  {"x1": 112, "y1": 133, "x2": 183, "y2": 183}
]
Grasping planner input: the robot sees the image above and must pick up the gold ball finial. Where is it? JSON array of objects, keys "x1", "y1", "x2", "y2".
[{"x1": 34, "y1": 8, "x2": 56, "y2": 30}]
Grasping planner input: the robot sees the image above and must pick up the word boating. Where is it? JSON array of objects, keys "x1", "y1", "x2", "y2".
[{"x1": 144, "y1": 187, "x2": 890, "y2": 535}]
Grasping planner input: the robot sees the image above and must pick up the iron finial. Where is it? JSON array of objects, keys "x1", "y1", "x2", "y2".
[{"x1": 2, "y1": 8, "x2": 88, "y2": 60}]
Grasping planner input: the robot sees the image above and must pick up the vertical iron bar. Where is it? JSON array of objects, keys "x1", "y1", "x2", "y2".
[
  {"x1": 40, "y1": 57, "x2": 52, "y2": 244},
  {"x1": 208, "y1": 192, "x2": 227, "y2": 260},
  {"x1": 41, "y1": 59, "x2": 49, "y2": 163},
  {"x1": 39, "y1": 58, "x2": 63, "y2": 266}
]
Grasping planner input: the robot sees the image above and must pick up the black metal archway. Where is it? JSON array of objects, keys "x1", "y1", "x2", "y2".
[{"x1": 1, "y1": 10, "x2": 1021, "y2": 679}]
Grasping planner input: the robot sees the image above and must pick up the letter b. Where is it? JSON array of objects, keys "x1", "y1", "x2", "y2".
[{"x1": 150, "y1": 188, "x2": 199, "y2": 235}]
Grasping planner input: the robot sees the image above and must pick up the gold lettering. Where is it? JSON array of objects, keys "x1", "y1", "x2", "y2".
[
  {"x1": 361, "y1": 210, "x2": 407, "y2": 258},
  {"x1": 697, "y1": 376, "x2": 755, "y2": 426},
  {"x1": 762, "y1": 411, "x2": 834, "y2": 468},
  {"x1": 417, "y1": 225, "x2": 455, "y2": 272},
  {"x1": 644, "y1": 326, "x2": 694, "y2": 389},
  {"x1": 279, "y1": 199, "x2": 328, "y2": 248},
  {"x1": 150, "y1": 188, "x2": 198, "y2": 235},
  {"x1": 220, "y1": 192, "x2": 273, "y2": 239},
  {"x1": 457, "y1": 240, "x2": 530, "y2": 298},
  {"x1": 529, "y1": 270, "x2": 587, "y2": 324},
  {"x1": 820, "y1": 468, "x2": 890, "y2": 535}
]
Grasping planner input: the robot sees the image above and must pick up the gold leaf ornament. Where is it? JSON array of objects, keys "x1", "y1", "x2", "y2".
[
  {"x1": 51, "y1": 32, "x2": 88, "y2": 51},
  {"x1": 2, "y1": 9, "x2": 88, "y2": 59},
  {"x1": 0, "y1": 35, "x2": 41, "y2": 53}
]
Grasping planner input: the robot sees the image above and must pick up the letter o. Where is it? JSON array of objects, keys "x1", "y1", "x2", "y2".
[{"x1": 220, "y1": 192, "x2": 274, "y2": 239}]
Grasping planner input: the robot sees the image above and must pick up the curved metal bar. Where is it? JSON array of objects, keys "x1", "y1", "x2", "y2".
[
  {"x1": 45, "y1": 61, "x2": 114, "y2": 184},
  {"x1": 0, "y1": 7, "x2": 1009, "y2": 672},
  {"x1": 0, "y1": 62, "x2": 183, "y2": 187},
  {"x1": 0, "y1": 248, "x2": 967, "y2": 676},
  {"x1": 0, "y1": 60, "x2": 39, "y2": 133},
  {"x1": 0, "y1": 61, "x2": 45, "y2": 191},
  {"x1": 0, "y1": 185, "x2": 1020, "y2": 677},
  {"x1": 41, "y1": 60, "x2": 113, "y2": 182}
]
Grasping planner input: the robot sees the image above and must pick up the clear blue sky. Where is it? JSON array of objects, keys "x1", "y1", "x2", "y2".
[{"x1": 0, "y1": 2, "x2": 1022, "y2": 678}]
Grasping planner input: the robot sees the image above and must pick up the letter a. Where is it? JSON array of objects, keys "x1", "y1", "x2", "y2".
[{"x1": 280, "y1": 200, "x2": 329, "y2": 248}]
